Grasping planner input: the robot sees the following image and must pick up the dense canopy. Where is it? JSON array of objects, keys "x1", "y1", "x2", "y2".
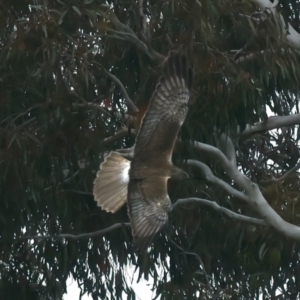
[{"x1": 1, "y1": 0, "x2": 300, "y2": 299}]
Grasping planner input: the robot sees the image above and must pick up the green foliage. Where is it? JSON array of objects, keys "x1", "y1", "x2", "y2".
[{"x1": 1, "y1": 0, "x2": 300, "y2": 299}]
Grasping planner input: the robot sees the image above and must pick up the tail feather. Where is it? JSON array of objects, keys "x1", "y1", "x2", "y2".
[
  {"x1": 101, "y1": 185, "x2": 128, "y2": 209},
  {"x1": 93, "y1": 151, "x2": 130, "y2": 213},
  {"x1": 99, "y1": 180, "x2": 127, "y2": 203},
  {"x1": 94, "y1": 171, "x2": 120, "y2": 180},
  {"x1": 94, "y1": 177, "x2": 123, "y2": 191}
]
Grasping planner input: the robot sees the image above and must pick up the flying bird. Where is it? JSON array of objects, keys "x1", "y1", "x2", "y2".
[{"x1": 93, "y1": 52, "x2": 192, "y2": 249}]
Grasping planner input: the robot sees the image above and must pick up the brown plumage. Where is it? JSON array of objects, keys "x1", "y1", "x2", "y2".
[
  {"x1": 93, "y1": 51, "x2": 192, "y2": 250},
  {"x1": 128, "y1": 52, "x2": 192, "y2": 249}
]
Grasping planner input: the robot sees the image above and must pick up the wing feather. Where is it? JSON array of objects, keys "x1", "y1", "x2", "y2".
[
  {"x1": 127, "y1": 177, "x2": 171, "y2": 250},
  {"x1": 134, "y1": 52, "x2": 192, "y2": 162},
  {"x1": 127, "y1": 52, "x2": 192, "y2": 249}
]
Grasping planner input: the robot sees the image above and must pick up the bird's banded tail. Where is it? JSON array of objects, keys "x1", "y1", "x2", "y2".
[{"x1": 93, "y1": 151, "x2": 130, "y2": 213}]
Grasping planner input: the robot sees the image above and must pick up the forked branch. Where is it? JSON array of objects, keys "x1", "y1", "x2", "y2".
[
  {"x1": 173, "y1": 197, "x2": 267, "y2": 226},
  {"x1": 194, "y1": 136, "x2": 300, "y2": 241},
  {"x1": 94, "y1": 63, "x2": 139, "y2": 114}
]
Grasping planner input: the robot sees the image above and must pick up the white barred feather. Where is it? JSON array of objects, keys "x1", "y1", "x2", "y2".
[{"x1": 93, "y1": 152, "x2": 130, "y2": 213}]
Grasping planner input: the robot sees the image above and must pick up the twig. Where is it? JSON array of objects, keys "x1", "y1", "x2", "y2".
[
  {"x1": 173, "y1": 197, "x2": 267, "y2": 226},
  {"x1": 63, "y1": 169, "x2": 80, "y2": 184},
  {"x1": 267, "y1": 161, "x2": 300, "y2": 183},
  {"x1": 166, "y1": 34, "x2": 173, "y2": 48},
  {"x1": 0, "y1": 104, "x2": 43, "y2": 126},
  {"x1": 72, "y1": 102, "x2": 110, "y2": 116},
  {"x1": 238, "y1": 13, "x2": 262, "y2": 23},
  {"x1": 103, "y1": 127, "x2": 136, "y2": 146},
  {"x1": 100, "y1": 29, "x2": 164, "y2": 62},
  {"x1": 169, "y1": 237, "x2": 211, "y2": 287},
  {"x1": 15, "y1": 223, "x2": 131, "y2": 242},
  {"x1": 234, "y1": 50, "x2": 266, "y2": 63},
  {"x1": 139, "y1": 0, "x2": 147, "y2": 36},
  {"x1": 195, "y1": 0, "x2": 202, "y2": 8},
  {"x1": 65, "y1": 189, "x2": 93, "y2": 196},
  {"x1": 95, "y1": 63, "x2": 139, "y2": 114},
  {"x1": 44, "y1": 169, "x2": 81, "y2": 192},
  {"x1": 276, "y1": 162, "x2": 300, "y2": 181}
]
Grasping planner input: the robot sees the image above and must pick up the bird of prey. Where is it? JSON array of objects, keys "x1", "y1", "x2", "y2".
[{"x1": 93, "y1": 52, "x2": 192, "y2": 249}]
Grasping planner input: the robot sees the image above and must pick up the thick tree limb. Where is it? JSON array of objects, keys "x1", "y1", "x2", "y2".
[
  {"x1": 187, "y1": 160, "x2": 249, "y2": 202},
  {"x1": 194, "y1": 137, "x2": 300, "y2": 241},
  {"x1": 216, "y1": 134, "x2": 237, "y2": 164},
  {"x1": 173, "y1": 197, "x2": 267, "y2": 226},
  {"x1": 242, "y1": 114, "x2": 300, "y2": 136}
]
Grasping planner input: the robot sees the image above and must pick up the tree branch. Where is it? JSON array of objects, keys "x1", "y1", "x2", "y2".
[
  {"x1": 169, "y1": 237, "x2": 211, "y2": 286},
  {"x1": 263, "y1": 161, "x2": 300, "y2": 183},
  {"x1": 187, "y1": 160, "x2": 249, "y2": 202},
  {"x1": 274, "y1": 161, "x2": 300, "y2": 182},
  {"x1": 241, "y1": 114, "x2": 300, "y2": 136},
  {"x1": 139, "y1": 0, "x2": 147, "y2": 36},
  {"x1": 194, "y1": 137, "x2": 300, "y2": 241},
  {"x1": 98, "y1": 12, "x2": 165, "y2": 63},
  {"x1": 72, "y1": 102, "x2": 110, "y2": 116},
  {"x1": 234, "y1": 50, "x2": 266, "y2": 63},
  {"x1": 252, "y1": 0, "x2": 279, "y2": 9},
  {"x1": 63, "y1": 169, "x2": 80, "y2": 184},
  {"x1": 238, "y1": 13, "x2": 263, "y2": 23},
  {"x1": 16, "y1": 223, "x2": 131, "y2": 242},
  {"x1": 95, "y1": 63, "x2": 139, "y2": 114},
  {"x1": 17, "y1": 171, "x2": 270, "y2": 244},
  {"x1": 173, "y1": 197, "x2": 267, "y2": 226},
  {"x1": 103, "y1": 127, "x2": 136, "y2": 146},
  {"x1": 251, "y1": 0, "x2": 300, "y2": 50}
]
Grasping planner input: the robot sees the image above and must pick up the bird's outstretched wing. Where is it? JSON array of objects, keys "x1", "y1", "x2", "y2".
[
  {"x1": 133, "y1": 51, "x2": 192, "y2": 163},
  {"x1": 127, "y1": 177, "x2": 171, "y2": 250},
  {"x1": 128, "y1": 52, "x2": 192, "y2": 249}
]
